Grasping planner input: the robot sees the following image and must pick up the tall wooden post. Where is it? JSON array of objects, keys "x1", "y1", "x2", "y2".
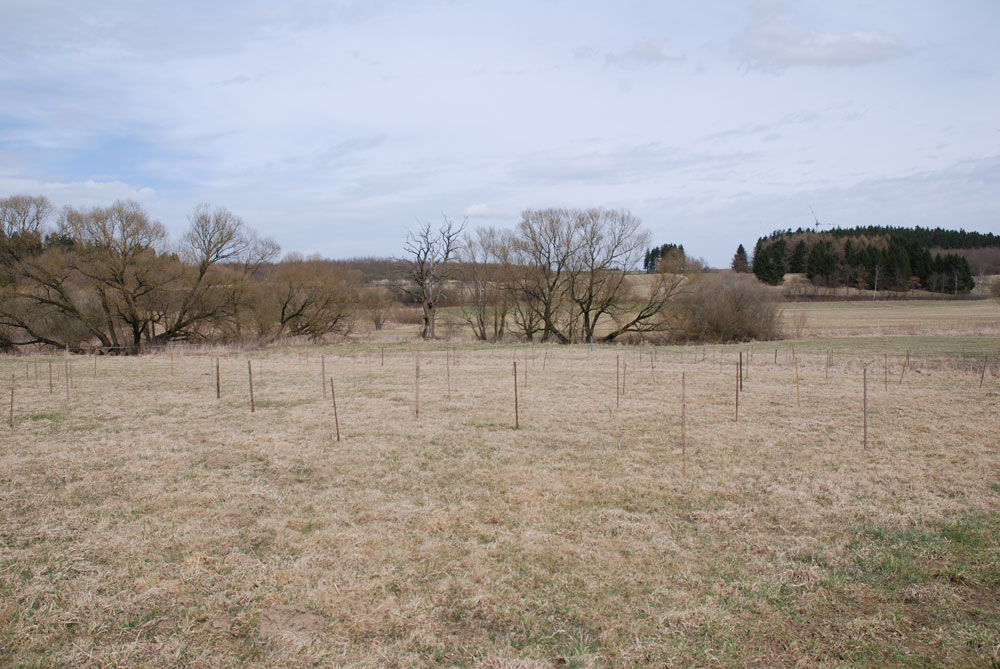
[
  {"x1": 513, "y1": 361, "x2": 519, "y2": 429},
  {"x1": 681, "y1": 372, "x2": 686, "y2": 476},
  {"x1": 248, "y1": 360, "x2": 255, "y2": 413}
]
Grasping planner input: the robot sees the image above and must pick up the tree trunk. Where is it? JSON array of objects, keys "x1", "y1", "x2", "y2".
[{"x1": 422, "y1": 303, "x2": 436, "y2": 339}]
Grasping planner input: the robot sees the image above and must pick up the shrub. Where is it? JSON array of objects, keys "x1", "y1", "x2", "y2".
[{"x1": 676, "y1": 273, "x2": 782, "y2": 343}]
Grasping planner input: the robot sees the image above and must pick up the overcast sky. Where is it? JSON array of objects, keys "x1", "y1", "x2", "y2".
[{"x1": 2, "y1": 0, "x2": 998, "y2": 266}]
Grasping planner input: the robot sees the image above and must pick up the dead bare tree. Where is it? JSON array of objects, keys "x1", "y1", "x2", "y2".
[{"x1": 399, "y1": 216, "x2": 464, "y2": 339}]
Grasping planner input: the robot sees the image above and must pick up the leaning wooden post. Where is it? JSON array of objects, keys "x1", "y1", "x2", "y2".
[
  {"x1": 616, "y1": 355, "x2": 620, "y2": 409},
  {"x1": 513, "y1": 361, "x2": 519, "y2": 429},
  {"x1": 863, "y1": 366, "x2": 868, "y2": 450},
  {"x1": 795, "y1": 359, "x2": 801, "y2": 408},
  {"x1": 329, "y1": 377, "x2": 340, "y2": 441},
  {"x1": 681, "y1": 372, "x2": 686, "y2": 476},
  {"x1": 980, "y1": 356, "x2": 988, "y2": 389},
  {"x1": 216, "y1": 358, "x2": 221, "y2": 398},
  {"x1": 321, "y1": 354, "x2": 327, "y2": 397},
  {"x1": 248, "y1": 360, "x2": 255, "y2": 413},
  {"x1": 899, "y1": 350, "x2": 908, "y2": 385},
  {"x1": 415, "y1": 353, "x2": 420, "y2": 418}
]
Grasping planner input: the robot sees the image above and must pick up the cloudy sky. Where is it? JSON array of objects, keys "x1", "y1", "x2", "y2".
[{"x1": 2, "y1": 0, "x2": 998, "y2": 266}]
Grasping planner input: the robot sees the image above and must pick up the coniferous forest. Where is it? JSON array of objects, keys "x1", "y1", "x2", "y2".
[{"x1": 749, "y1": 226, "x2": 999, "y2": 293}]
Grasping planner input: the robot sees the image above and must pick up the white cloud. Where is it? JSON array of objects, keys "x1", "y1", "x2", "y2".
[{"x1": 732, "y1": 15, "x2": 907, "y2": 72}]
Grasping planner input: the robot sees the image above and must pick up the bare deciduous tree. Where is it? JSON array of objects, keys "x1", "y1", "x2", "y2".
[
  {"x1": 399, "y1": 216, "x2": 464, "y2": 339},
  {"x1": 512, "y1": 208, "x2": 581, "y2": 343},
  {"x1": 360, "y1": 286, "x2": 395, "y2": 331},
  {"x1": 567, "y1": 208, "x2": 649, "y2": 343},
  {"x1": 458, "y1": 226, "x2": 511, "y2": 341}
]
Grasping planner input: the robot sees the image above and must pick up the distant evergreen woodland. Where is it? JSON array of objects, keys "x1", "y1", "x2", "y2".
[{"x1": 750, "y1": 226, "x2": 1000, "y2": 294}]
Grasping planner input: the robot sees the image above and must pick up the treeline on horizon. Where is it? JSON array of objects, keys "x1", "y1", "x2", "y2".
[
  {"x1": 2, "y1": 194, "x2": 996, "y2": 353},
  {"x1": 748, "y1": 226, "x2": 1000, "y2": 293},
  {"x1": 1, "y1": 195, "x2": 788, "y2": 351}
]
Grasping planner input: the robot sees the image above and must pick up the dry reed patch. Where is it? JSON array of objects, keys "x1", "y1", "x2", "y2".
[{"x1": 1, "y1": 343, "x2": 999, "y2": 667}]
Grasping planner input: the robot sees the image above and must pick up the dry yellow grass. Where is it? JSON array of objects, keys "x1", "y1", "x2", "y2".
[
  {"x1": 781, "y1": 298, "x2": 999, "y2": 337},
  {"x1": 1, "y1": 337, "x2": 999, "y2": 666}
]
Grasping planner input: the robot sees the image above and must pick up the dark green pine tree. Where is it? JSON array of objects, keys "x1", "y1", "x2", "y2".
[
  {"x1": 731, "y1": 244, "x2": 750, "y2": 273},
  {"x1": 788, "y1": 240, "x2": 807, "y2": 273},
  {"x1": 752, "y1": 240, "x2": 786, "y2": 285}
]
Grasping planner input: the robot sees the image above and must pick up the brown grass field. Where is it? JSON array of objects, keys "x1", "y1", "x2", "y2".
[{"x1": 2, "y1": 300, "x2": 1000, "y2": 667}]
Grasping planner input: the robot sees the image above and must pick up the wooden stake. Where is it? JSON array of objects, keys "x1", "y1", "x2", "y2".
[
  {"x1": 330, "y1": 377, "x2": 340, "y2": 441},
  {"x1": 616, "y1": 355, "x2": 620, "y2": 409},
  {"x1": 795, "y1": 359, "x2": 801, "y2": 408},
  {"x1": 863, "y1": 366, "x2": 868, "y2": 450},
  {"x1": 248, "y1": 360, "x2": 255, "y2": 413},
  {"x1": 739, "y1": 351, "x2": 743, "y2": 392},
  {"x1": 980, "y1": 356, "x2": 988, "y2": 389},
  {"x1": 883, "y1": 354, "x2": 888, "y2": 391},
  {"x1": 899, "y1": 350, "x2": 908, "y2": 385},
  {"x1": 381, "y1": 346, "x2": 385, "y2": 367},
  {"x1": 543, "y1": 349, "x2": 547, "y2": 370},
  {"x1": 735, "y1": 361, "x2": 739, "y2": 422},
  {"x1": 513, "y1": 360, "x2": 519, "y2": 429},
  {"x1": 216, "y1": 358, "x2": 221, "y2": 398},
  {"x1": 774, "y1": 348, "x2": 777, "y2": 364},
  {"x1": 681, "y1": 372, "x2": 686, "y2": 476}
]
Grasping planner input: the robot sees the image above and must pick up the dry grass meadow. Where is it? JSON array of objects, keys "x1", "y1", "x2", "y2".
[{"x1": 2, "y1": 300, "x2": 1000, "y2": 667}]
